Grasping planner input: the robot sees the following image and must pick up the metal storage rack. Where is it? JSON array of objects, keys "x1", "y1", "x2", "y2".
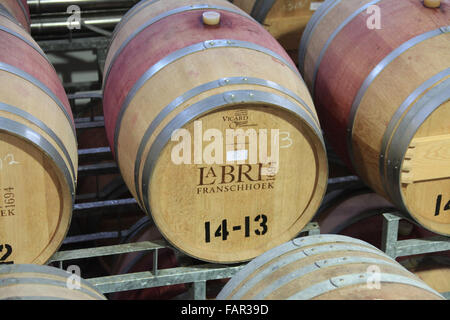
[{"x1": 36, "y1": 31, "x2": 450, "y2": 300}]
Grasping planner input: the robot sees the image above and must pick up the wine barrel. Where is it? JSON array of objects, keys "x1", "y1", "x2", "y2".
[
  {"x1": 0, "y1": 13, "x2": 77, "y2": 264},
  {"x1": 402, "y1": 255, "x2": 450, "y2": 296},
  {"x1": 103, "y1": 0, "x2": 328, "y2": 263},
  {"x1": 298, "y1": 0, "x2": 450, "y2": 235},
  {"x1": 109, "y1": 217, "x2": 188, "y2": 300},
  {"x1": 0, "y1": 0, "x2": 30, "y2": 31},
  {"x1": 232, "y1": 0, "x2": 325, "y2": 61},
  {"x1": 217, "y1": 234, "x2": 445, "y2": 300},
  {"x1": 0, "y1": 264, "x2": 106, "y2": 300}
]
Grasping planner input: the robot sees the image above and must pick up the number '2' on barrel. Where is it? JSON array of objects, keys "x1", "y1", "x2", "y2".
[{"x1": 102, "y1": 0, "x2": 328, "y2": 263}]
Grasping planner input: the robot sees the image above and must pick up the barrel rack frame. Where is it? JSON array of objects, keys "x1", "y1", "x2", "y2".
[{"x1": 36, "y1": 35, "x2": 450, "y2": 300}]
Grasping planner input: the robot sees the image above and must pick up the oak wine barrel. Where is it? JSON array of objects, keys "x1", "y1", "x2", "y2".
[
  {"x1": 0, "y1": 12, "x2": 77, "y2": 264},
  {"x1": 103, "y1": 0, "x2": 328, "y2": 263},
  {"x1": 232, "y1": 0, "x2": 325, "y2": 61},
  {"x1": 402, "y1": 255, "x2": 450, "y2": 297},
  {"x1": 0, "y1": 264, "x2": 106, "y2": 300},
  {"x1": 0, "y1": 0, "x2": 30, "y2": 32},
  {"x1": 217, "y1": 234, "x2": 445, "y2": 300},
  {"x1": 299, "y1": 0, "x2": 450, "y2": 235}
]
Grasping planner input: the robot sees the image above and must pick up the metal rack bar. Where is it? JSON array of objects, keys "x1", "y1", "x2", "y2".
[
  {"x1": 37, "y1": 36, "x2": 109, "y2": 52},
  {"x1": 192, "y1": 280, "x2": 207, "y2": 300},
  {"x1": 62, "y1": 231, "x2": 125, "y2": 244},
  {"x1": 48, "y1": 223, "x2": 320, "y2": 297},
  {"x1": 48, "y1": 240, "x2": 166, "y2": 263},
  {"x1": 381, "y1": 212, "x2": 400, "y2": 257},
  {"x1": 78, "y1": 161, "x2": 119, "y2": 176},
  {"x1": 74, "y1": 198, "x2": 135, "y2": 212},
  {"x1": 381, "y1": 212, "x2": 450, "y2": 299},
  {"x1": 381, "y1": 212, "x2": 450, "y2": 259},
  {"x1": 88, "y1": 264, "x2": 245, "y2": 295},
  {"x1": 78, "y1": 146, "x2": 112, "y2": 162}
]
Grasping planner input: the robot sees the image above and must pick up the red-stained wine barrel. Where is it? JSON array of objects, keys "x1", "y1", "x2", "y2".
[
  {"x1": 299, "y1": 0, "x2": 450, "y2": 235},
  {"x1": 0, "y1": 0, "x2": 30, "y2": 32},
  {"x1": 102, "y1": 0, "x2": 328, "y2": 263},
  {"x1": 0, "y1": 11, "x2": 77, "y2": 264}
]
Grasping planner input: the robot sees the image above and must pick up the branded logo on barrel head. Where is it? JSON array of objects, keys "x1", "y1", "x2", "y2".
[
  {"x1": 170, "y1": 120, "x2": 283, "y2": 174},
  {"x1": 197, "y1": 164, "x2": 275, "y2": 195}
]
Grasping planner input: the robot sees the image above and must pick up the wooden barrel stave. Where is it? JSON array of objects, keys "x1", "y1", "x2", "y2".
[
  {"x1": 0, "y1": 114, "x2": 74, "y2": 265},
  {"x1": 119, "y1": 49, "x2": 320, "y2": 203},
  {"x1": 0, "y1": 94, "x2": 77, "y2": 183},
  {"x1": 0, "y1": 10, "x2": 30, "y2": 40},
  {"x1": 103, "y1": 0, "x2": 328, "y2": 263},
  {"x1": 104, "y1": 7, "x2": 296, "y2": 150},
  {"x1": 299, "y1": 0, "x2": 450, "y2": 235},
  {"x1": 314, "y1": 282, "x2": 444, "y2": 300},
  {"x1": 0, "y1": 28, "x2": 73, "y2": 124},
  {"x1": 0, "y1": 264, "x2": 106, "y2": 300},
  {"x1": 106, "y1": 0, "x2": 243, "y2": 73},
  {"x1": 0, "y1": 0, "x2": 30, "y2": 32},
  {"x1": 352, "y1": 36, "x2": 450, "y2": 197},
  {"x1": 312, "y1": 0, "x2": 448, "y2": 167},
  {"x1": 218, "y1": 234, "x2": 381, "y2": 298},
  {"x1": 0, "y1": 19, "x2": 77, "y2": 187},
  {"x1": 402, "y1": 256, "x2": 450, "y2": 296},
  {"x1": 217, "y1": 234, "x2": 445, "y2": 300}
]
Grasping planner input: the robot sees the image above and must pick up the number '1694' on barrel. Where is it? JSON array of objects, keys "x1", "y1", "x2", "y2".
[{"x1": 102, "y1": 0, "x2": 328, "y2": 263}]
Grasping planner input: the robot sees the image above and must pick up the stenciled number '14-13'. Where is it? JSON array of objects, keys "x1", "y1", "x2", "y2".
[{"x1": 204, "y1": 215, "x2": 268, "y2": 243}]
